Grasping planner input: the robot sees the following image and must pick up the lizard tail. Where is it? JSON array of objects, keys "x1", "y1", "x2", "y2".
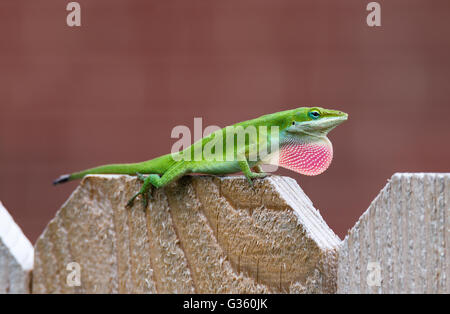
[
  {"x1": 53, "y1": 154, "x2": 173, "y2": 185},
  {"x1": 53, "y1": 174, "x2": 71, "y2": 185}
]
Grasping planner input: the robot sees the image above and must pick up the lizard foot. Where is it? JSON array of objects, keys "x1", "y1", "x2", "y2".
[
  {"x1": 126, "y1": 189, "x2": 153, "y2": 209},
  {"x1": 245, "y1": 172, "x2": 269, "y2": 187}
]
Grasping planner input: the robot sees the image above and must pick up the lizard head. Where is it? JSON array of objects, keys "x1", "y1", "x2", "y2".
[
  {"x1": 272, "y1": 107, "x2": 348, "y2": 176},
  {"x1": 288, "y1": 107, "x2": 348, "y2": 137}
]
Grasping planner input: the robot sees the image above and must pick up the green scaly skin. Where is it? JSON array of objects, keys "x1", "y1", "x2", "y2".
[{"x1": 54, "y1": 107, "x2": 348, "y2": 208}]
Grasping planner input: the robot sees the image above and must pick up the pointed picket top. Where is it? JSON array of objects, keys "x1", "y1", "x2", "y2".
[
  {"x1": 33, "y1": 175, "x2": 340, "y2": 293},
  {"x1": 337, "y1": 173, "x2": 449, "y2": 293},
  {"x1": 0, "y1": 201, "x2": 34, "y2": 293}
]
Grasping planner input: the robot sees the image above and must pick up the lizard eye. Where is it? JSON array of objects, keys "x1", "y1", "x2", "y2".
[
  {"x1": 292, "y1": 121, "x2": 296, "y2": 126},
  {"x1": 309, "y1": 110, "x2": 320, "y2": 119}
]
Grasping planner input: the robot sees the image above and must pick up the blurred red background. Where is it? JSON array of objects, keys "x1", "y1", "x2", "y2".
[{"x1": 1, "y1": 0, "x2": 449, "y2": 242}]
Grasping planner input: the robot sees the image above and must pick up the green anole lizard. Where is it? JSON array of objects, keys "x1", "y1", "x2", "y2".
[{"x1": 54, "y1": 107, "x2": 348, "y2": 207}]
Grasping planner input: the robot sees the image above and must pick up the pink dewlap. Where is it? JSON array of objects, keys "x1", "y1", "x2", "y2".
[{"x1": 278, "y1": 141, "x2": 333, "y2": 176}]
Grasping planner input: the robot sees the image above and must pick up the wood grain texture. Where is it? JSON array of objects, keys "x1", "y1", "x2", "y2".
[
  {"x1": 337, "y1": 173, "x2": 450, "y2": 293},
  {"x1": 32, "y1": 175, "x2": 340, "y2": 293},
  {"x1": 0, "y1": 201, "x2": 34, "y2": 294}
]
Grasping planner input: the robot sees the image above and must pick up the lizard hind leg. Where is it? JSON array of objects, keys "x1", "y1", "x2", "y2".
[
  {"x1": 126, "y1": 162, "x2": 189, "y2": 209},
  {"x1": 126, "y1": 173, "x2": 160, "y2": 209}
]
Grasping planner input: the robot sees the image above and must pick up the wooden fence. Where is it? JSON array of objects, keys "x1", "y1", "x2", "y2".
[{"x1": 0, "y1": 173, "x2": 448, "y2": 293}]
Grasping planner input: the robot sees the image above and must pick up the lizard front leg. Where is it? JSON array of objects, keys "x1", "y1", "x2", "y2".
[
  {"x1": 252, "y1": 164, "x2": 265, "y2": 173},
  {"x1": 238, "y1": 159, "x2": 268, "y2": 186}
]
